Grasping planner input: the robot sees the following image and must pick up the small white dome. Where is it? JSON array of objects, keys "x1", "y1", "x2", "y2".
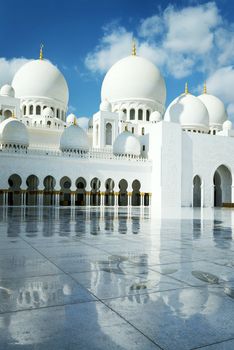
[
  {"x1": 223, "y1": 120, "x2": 232, "y2": 130},
  {"x1": 150, "y1": 111, "x2": 161, "y2": 122},
  {"x1": 0, "y1": 117, "x2": 29, "y2": 147},
  {"x1": 164, "y1": 93, "x2": 209, "y2": 132},
  {"x1": 118, "y1": 110, "x2": 127, "y2": 121},
  {"x1": 101, "y1": 55, "x2": 166, "y2": 107},
  {"x1": 42, "y1": 107, "x2": 54, "y2": 118},
  {"x1": 113, "y1": 131, "x2": 141, "y2": 157},
  {"x1": 0, "y1": 84, "x2": 15, "y2": 97},
  {"x1": 198, "y1": 93, "x2": 227, "y2": 129},
  {"x1": 100, "y1": 99, "x2": 111, "y2": 112},
  {"x1": 60, "y1": 124, "x2": 89, "y2": 151},
  {"x1": 66, "y1": 113, "x2": 77, "y2": 125},
  {"x1": 12, "y1": 59, "x2": 69, "y2": 106}
]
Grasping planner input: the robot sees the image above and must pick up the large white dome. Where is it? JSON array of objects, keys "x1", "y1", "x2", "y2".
[
  {"x1": 60, "y1": 125, "x2": 89, "y2": 151},
  {"x1": 113, "y1": 131, "x2": 141, "y2": 157},
  {"x1": 198, "y1": 93, "x2": 227, "y2": 129},
  {"x1": 164, "y1": 93, "x2": 209, "y2": 132},
  {"x1": 12, "y1": 59, "x2": 69, "y2": 105},
  {"x1": 0, "y1": 118, "x2": 29, "y2": 147},
  {"x1": 101, "y1": 56, "x2": 166, "y2": 106}
]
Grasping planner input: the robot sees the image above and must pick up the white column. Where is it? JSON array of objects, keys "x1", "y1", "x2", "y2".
[
  {"x1": 86, "y1": 192, "x2": 91, "y2": 206},
  {"x1": 22, "y1": 191, "x2": 26, "y2": 206},
  {"x1": 140, "y1": 193, "x2": 144, "y2": 207},
  {"x1": 72, "y1": 193, "x2": 76, "y2": 206},
  {"x1": 55, "y1": 193, "x2": 60, "y2": 206},
  {"x1": 128, "y1": 192, "x2": 131, "y2": 207},
  {"x1": 100, "y1": 192, "x2": 105, "y2": 207},
  {"x1": 3, "y1": 191, "x2": 8, "y2": 206},
  {"x1": 114, "y1": 192, "x2": 118, "y2": 207},
  {"x1": 231, "y1": 185, "x2": 234, "y2": 204},
  {"x1": 149, "y1": 193, "x2": 152, "y2": 207},
  {"x1": 38, "y1": 192, "x2": 43, "y2": 207}
]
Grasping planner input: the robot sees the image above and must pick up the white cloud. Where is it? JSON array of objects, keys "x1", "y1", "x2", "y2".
[
  {"x1": 85, "y1": 27, "x2": 133, "y2": 74},
  {"x1": 206, "y1": 66, "x2": 234, "y2": 121},
  {"x1": 84, "y1": 2, "x2": 232, "y2": 81},
  {"x1": 163, "y1": 3, "x2": 220, "y2": 54},
  {"x1": 139, "y1": 15, "x2": 164, "y2": 38},
  {"x1": 0, "y1": 57, "x2": 31, "y2": 87},
  {"x1": 77, "y1": 117, "x2": 89, "y2": 130},
  {"x1": 68, "y1": 105, "x2": 77, "y2": 113}
]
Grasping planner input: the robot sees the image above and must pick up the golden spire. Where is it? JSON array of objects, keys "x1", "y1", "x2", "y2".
[
  {"x1": 203, "y1": 81, "x2": 207, "y2": 94},
  {"x1": 132, "y1": 38, "x2": 136, "y2": 56},
  {"x1": 185, "y1": 82, "x2": 189, "y2": 94},
  {"x1": 39, "y1": 43, "x2": 44, "y2": 60}
]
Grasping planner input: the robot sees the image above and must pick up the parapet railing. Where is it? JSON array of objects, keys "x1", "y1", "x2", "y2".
[{"x1": 0, "y1": 146, "x2": 151, "y2": 163}]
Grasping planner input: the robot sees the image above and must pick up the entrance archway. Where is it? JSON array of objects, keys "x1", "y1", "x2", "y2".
[
  {"x1": 118, "y1": 179, "x2": 128, "y2": 206},
  {"x1": 105, "y1": 178, "x2": 114, "y2": 206},
  {"x1": 26, "y1": 175, "x2": 39, "y2": 205},
  {"x1": 193, "y1": 175, "x2": 202, "y2": 207},
  {"x1": 60, "y1": 176, "x2": 71, "y2": 206},
  {"x1": 8, "y1": 174, "x2": 22, "y2": 205},
  {"x1": 43, "y1": 176, "x2": 56, "y2": 205},
  {"x1": 132, "y1": 179, "x2": 141, "y2": 206},
  {"x1": 75, "y1": 177, "x2": 86, "y2": 206},
  {"x1": 90, "y1": 177, "x2": 101, "y2": 206},
  {"x1": 213, "y1": 165, "x2": 232, "y2": 207}
]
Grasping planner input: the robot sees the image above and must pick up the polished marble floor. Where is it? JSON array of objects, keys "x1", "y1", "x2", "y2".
[{"x1": 0, "y1": 206, "x2": 234, "y2": 349}]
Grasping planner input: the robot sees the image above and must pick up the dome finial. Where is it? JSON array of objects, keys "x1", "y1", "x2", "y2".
[
  {"x1": 185, "y1": 82, "x2": 189, "y2": 94},
  {"x1": 203, "y1": 81, "x2": 207, "y2": 94},
  {"x1": 39, "y1": 43, "x2": 44, "y2": 60},
  {"x1": 132, "y1": 38, "x2": 136, "y2": 56}
]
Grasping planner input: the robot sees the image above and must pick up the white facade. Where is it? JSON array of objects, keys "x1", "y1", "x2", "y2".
[{"x1": 0, "y1": 47, "x2": 233, "y2": 210}]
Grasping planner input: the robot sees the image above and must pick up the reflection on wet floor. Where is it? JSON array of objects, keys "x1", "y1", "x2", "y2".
[{"x1": 0, "y1": 207, "x2": 234, "y2": 350}]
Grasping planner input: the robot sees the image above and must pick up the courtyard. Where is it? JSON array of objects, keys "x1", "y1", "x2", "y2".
[{"x1": 0, "y1": 206, "x2": 233, "y2": 349}]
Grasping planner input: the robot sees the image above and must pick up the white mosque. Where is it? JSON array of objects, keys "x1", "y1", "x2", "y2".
[{"x1": 0, "y1": 43, "x2": 233, "y2": 211}]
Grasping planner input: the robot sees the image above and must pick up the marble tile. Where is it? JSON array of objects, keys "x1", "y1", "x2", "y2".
[
  {"x1": 72, "y1": 267, "x2": 188, "y2": 299},
  {"x1": 105, "y1": 287, "x2": 234, "y2": 350},
  {"x1": 150, "y1": 260, "x2": 234, "y2": 286},
  {"x1": 0, "y1": 301, "x2": 160, "y2": 350},
  {"x1": 0, "y1": 274, "x2": 96, "y2": 313},
  {"x1": 197, "y1": 339, "x2": 234, "y2": 349}
]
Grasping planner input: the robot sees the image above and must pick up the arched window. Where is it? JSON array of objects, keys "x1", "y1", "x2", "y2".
[
  {"x1": 142, "y1": 127, "x2": 145, "y2": 135},
  {"x1": 131, "y1": 127, "x2": 134, "y2": 134},
  {"x1": 29, "y1": 105, "x2": 33, "y2": 115},
  {"x1": 138, "y1": 109, "x2": 143, "y2": 120},
  {"x1": 23, "y1": 105, "x2": 26, "y2": 115},
  {"x1": 130, "y1": 109, "x2": 135, "y2": 120},
  {"x1": 57, "y1": 109, "x2": 59, "y2": 118},
  {"x1": 4, "y1": 110, "x2": 12, "y2": 118},
  {"x1": 146, "y1": 110, "x2": 150, "y2": 121},
  {"x1": 47, "y1": 121, "x2": 51, "y2": 126},
  {"x1": 105, "y1": 123, "x2": 112, "y2": 145},
  {"x1": 36, "y1": 105, "x2": 41, "y2": 115}
]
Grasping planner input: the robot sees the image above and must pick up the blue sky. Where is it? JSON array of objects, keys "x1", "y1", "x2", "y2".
[{"x1": 1, "y1": 0, "x2": 234, "y2": 120}]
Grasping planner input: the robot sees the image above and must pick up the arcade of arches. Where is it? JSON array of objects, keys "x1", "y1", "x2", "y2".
[
  {"x1": 1, "y1": 175, "x2": 151, "y2": 207},
  {"x1": 192, "y1": 165, "x2": 233, "y2": 208}
]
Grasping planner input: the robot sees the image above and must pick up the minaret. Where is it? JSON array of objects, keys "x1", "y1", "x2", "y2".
[
  {"x1": 39, "y1": 43, "x2": 44, "y2": 60},
  {"x1": 132, "y1": 38, "x2": 136, "y2": 56},
  {"x1": 203, "y1": 81, "x2": 207, "y2": 94}
]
